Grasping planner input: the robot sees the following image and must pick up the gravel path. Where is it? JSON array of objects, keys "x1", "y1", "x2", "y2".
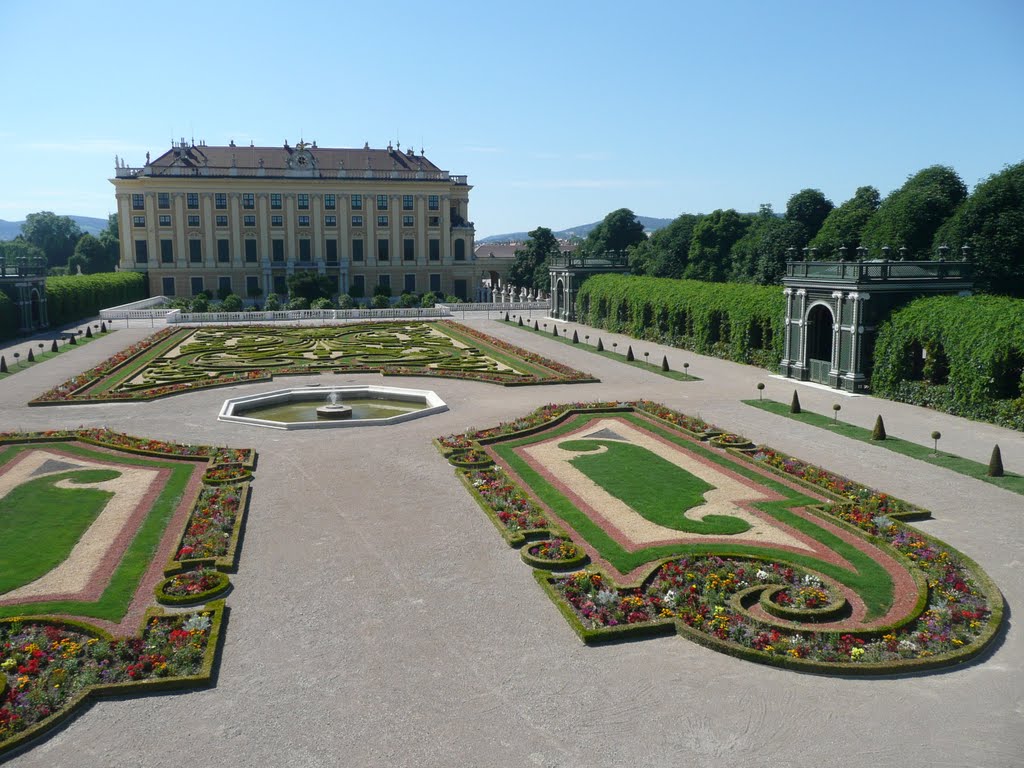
[{"x1": 2, "y1": 315, "x2": 1021, "y2": 768}]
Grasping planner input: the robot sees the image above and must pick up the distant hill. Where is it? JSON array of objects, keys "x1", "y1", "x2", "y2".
[
  {"x1": 478, "y1": 215, "x2": 675, "y2": 244},
  {"x1": 0, "y1": 215, "x2": 109, "y2": 241}
]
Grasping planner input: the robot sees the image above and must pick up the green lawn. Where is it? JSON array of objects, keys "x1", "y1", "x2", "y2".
[
  {"x1": 744, "y1": 399, "x2": 1024, "y2": 495},
  {"x1": 502, "y1": 318, "x2": 700, "y2": 381},
  {"x1": 492, "y1": 411, "x2": 895, "y2": 618},
  {"x1": 0, "y1": 330, "x2": 108, "y2": 381}
]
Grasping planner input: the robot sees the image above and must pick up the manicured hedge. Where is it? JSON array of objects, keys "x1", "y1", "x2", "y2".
[
  {"x1": 872, "y1": 294, "x2": 1024, "y2": 429},
  {"x1": 0, "y1": 289, "x2": 16, "y2": 341},
  {"x1": 574, "y1": 274, "x2": 784, "y2": 368},
  {"x1": 46, "y1": 272, "x2": 146, "y2": 327}
]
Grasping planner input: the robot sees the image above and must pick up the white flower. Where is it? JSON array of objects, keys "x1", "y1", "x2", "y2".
[
  {"x1": 595, "y1": 589, "x2": 617, "y2": 606},
  {"x1": 755, "y1": 569, "x2": 770, "y2": 581}
]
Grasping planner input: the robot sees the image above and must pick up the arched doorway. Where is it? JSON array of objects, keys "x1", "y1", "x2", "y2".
[
  {"x1": 553, "y1": 278, "x2": 565, "y2": 319},
  {"x1": 805, "y1": 303, "x2": 834, "y2": 384}
]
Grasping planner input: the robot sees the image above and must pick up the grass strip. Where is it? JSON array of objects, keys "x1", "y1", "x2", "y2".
[
  {"x1": 500, "y1": 318, "x2": 700, "y2": 381},
  {"x1": 744, "y1": 399, "x2": 1024, "y2": 495},
  {"x1": 0, "y1": 331, "x2": 108, "y2": 380}
]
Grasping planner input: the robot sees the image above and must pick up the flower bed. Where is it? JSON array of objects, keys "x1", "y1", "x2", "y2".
[
  {"x1": 155, "y1": 569, "x2": 230, "y2": 605},
  {"x1": 462, "y1": 468, "x2": 549, "y2": 545},
  {"x1": 521, "y1": 538, "x2": 588, "y2": 571},
  {"x1": 174, "y1": 484, "x2": 248, "y2": 569},
  {"x1": 202, "y1": 463, "x2": 253, "y2": 485},
  {"x1": 708, "y1": 433, "x2": 754, "y2": 449},
  {"x1": 447, "y1": 448, "x2": 494, "y2": 469},
  {"x1": 0, "y1": 604, "x2": 226, "y2": 757}
]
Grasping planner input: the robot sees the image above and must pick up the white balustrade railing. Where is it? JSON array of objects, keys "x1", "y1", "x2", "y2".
[
  {"x1": 168, "y1": 307, "x2": 452, "y2": 324},
  {"x1": 100, "y1": 296, "x2": 175, "y2": 320}
]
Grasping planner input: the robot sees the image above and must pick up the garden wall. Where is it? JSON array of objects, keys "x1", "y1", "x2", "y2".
[{"x1": 574, "y1": 274, "x2": 784, "y2": 368}]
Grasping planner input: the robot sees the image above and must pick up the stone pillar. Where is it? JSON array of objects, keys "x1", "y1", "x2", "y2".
[
  {"x1": 230, "y1": 193, "x2": 242, "y2": 269},
  {"x1": 202, "y1": 194, "x2": 215, "y2": 270},
  {"x1": 441, "y1": 194, "x2": 451, "y2": 262},
  {"x1": 780, "y1": 288, "x2": 793, "y2": 372},
  {"x1": 830, "y1": 290, "x2": 844, "y2": 378},
  {"x1": 285, "y1": 194, "x2": 296, "y2": 264},
  {"x1": 795, "y1": 289, "x2": 808, "y2": 376},
  {"x1": 173, "y1": 193, "x2": 186, "y2": 269}
]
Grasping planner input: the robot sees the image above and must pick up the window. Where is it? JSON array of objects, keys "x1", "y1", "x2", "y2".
[
  {"x1": 216, "y1": 215, "x2": 228, "y2": 227},
  {"x1": 351, "y1": 194, "x2": 362, "y2": 210},
  {"x1": 133, "y1": 216, "x2": 145, "y2": 227},
  {"x1": 187, "y1": 193, "x2": 199, "y2": 209},
  {"x1": 217, "y1": 276, "x2": 231, "y2": 296},
  {"x1": 428, "y1": 216, "x2": 440, "y2": 227},
  {"x1": 352, "y1": 239, "x2": 364, "y2": 262},
  {"x1": 429, "y1": 273, "x2": 441, "y2": 293},
  {"x1": 404, "y1": 273, "x2": 416, "y2": 293},
  {"x1": 270, "y1": 193, "x2": 282, "y2": 210},
  {"x1": 324, "y1": 215, "x2": 337, "y2": 227},
  {"x1": 299, "y1": 238, "x2": 311, "y2": 261},
  {"x1": 272, "y1": 240, "x2": 284, "y2": 262},
  {"x1": 215, "y1": 193, "x2": 227, "y2": 210},
  {"x1": 157, "y1": 192, "x2": 170, "y2": 209},
  {"x1": 132, "y1": 194, "x2": 144, "y2": 210},
  {"x1": 378, "y1": 274, "x2": 390, "y2": 291},
  {"x1": 245, "y1": 239, "x2": 257, "y2": 263},
  {"x1": 297, "y1": 194, "x2": 309, "y2": 210},
  {"x1": 159, "y1": 214, "x2": 171, "y2": 227},
  {"x1": 160, "y1": 239, "x2": 174, "y2": 263},
  {"x1": 217, "y1": 239, "x2": 230, "y2": 263},
  {"x1": 324, "y1": 194, "x2": 336, "y2": 210},
  {"x1": 134, "y1": 239, "x2": 148, "y2": 263},
  {"x1": 352, "y1": 274, "x2": 365, "y2": 296},
  {"x1": 376, "y1": 194, "x2": 388, "y2": 210},
  {"x1": 325, "y1": 239, "x2": 338, "y2": 263},
  {"x1": 246, "y1": 275, "x2": 260, "y2": 297},
  {"x1": 189, "y1": 240, "x2": 202, "y2": 262},
  {"x1": 429, "y1": 239, "x2": 440, "y2": 261},
  {"x1": 243, "y1": 215, "x2": 256, "y2": 227},
  {"x1": 298, "y1": 215, "x2": 310, "y2": 227},
  {"x1": 271, "y1": 215, "x2": 283, "y2": 227},
  {"x1": 187, "y1": 214, "x2": 200, "y2": 227},
  {"x1": 454, "y1": 279, "x2": 467, "y2": 299},
  {"x1": 242, "y1": 193, "x2": 255, "y2": 209},
  {"x1": 377, "y1": 215, "x2": 388, "y2": 227},
  {"x1": 454, "y1": 239, "x2": 466, "y2": 261},
  {"x1": 377, "y1": 239, "x2": 389, "y2": 261},
  {"x1": 162, "y1": 277, "x2": 176, "y2": 296},
  {"x1": 191, "y1": 276, "x2": 204, "y2": 296},
  {"x1": 428, "y1": 195, "x2": 439, "y2": 211},
  {"x1": 402, "y1": 215, "x2": 414, "y2": 227},
  {"x1": 403, "y1": 239, "x2": 414, "y2": 261},
  {"x1": 273, "y1": 275, "x2": 286, "y2": 295},
  {"x1": 351, "y1": 215, "x2": 363, "y2": 227},
  {"x1": 403, "y1": 195, "x2": 413, "y2": 210}
]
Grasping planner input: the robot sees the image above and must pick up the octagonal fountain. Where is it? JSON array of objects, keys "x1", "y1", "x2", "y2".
[{"x1": 218, "y1": 385, "x2": 447, "y2": 430}]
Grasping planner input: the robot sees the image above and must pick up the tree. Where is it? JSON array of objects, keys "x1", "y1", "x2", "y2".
[
  {"x1": 809, "y1": 186, "x2": 881, "y2": 257},
  {"x1": 728, "y1": 205, "x2": 807, "y2": 284},
  {"x1": 286, "y1": 270, "x2": 335, "y2": 302},
  {"x1": 629, "y1": 214, "x2": 702, "y2": 278},
  {"x1": 98, "y1": 213, "x2": 120, "y2": 270},
  {"x1": 581, "y1": 208, "x2": 647, "y2": 257},
  {"x1": 685, "y1": 209, "x2": 751, "y2": 282},
  {"x1": 420, "y1": 291, "x2": 439, "y2": 308},
  {"x1": 21, "y1": 211, "x2": 83, "y2": 268},
  {"x1": 221, "y1": 294, "x2": 244, "y2": 312},
  {"x1": 932, "y1": 161, "x2": 1024, "y2": 296},
  {"x1": 860, "y1": 166, "x2": 967, "y2": 258},
  {"x1": 509, "y1": 227, "x2": 561, "y2": 291},
  {"x1": 0, "y1": 239, "x2": 46, "y2": 264},
  {"x1": 67, "y1": 234, "x2": 114, "y2": 274},
  {"x1": 785, "y1": 189, "x2": 833, "y2": 242}
]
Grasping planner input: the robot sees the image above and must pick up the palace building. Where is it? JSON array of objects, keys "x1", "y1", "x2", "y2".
[{"x1": 111, "y1": 139, "x2": 476, "y2": 301}]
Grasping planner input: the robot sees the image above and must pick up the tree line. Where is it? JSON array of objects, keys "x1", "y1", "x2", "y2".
[
  {"x1": 508, "y1": 161, "x2": 1024, "y2": 296},
  {"x1": 0, "y1": 212, "x2": 119, "y2": 275}
]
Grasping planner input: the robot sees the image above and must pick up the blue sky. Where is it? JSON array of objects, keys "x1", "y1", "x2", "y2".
[{"x1": 1, "y1": 0, "x2": 1021, "y2": 237}]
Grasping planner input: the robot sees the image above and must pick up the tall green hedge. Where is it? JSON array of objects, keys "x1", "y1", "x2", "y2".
[
  {"x1": 872, "y1": 294, "x2": 1024, "y2": 429},
  {"x1": 0, "y1": 289, "x2": 17, "y2": 341},
  {"x1": 574, "y1": 274, "x2": 785, "y2": 368},
  {"x1": 46, "y1": 272, "x2": 146, "y2": 327}
]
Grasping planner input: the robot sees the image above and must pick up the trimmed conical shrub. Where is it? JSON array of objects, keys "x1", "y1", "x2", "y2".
[
  {"x1": 86, "y1": 326, "x2": 93, "y2": 338},
  {"x1": 552, "y1": 324, "x2": 559, "y2": 337},
  {"x1": 0, "y1": 356, "x2": 6, "y2": 373},
  {"x1": 871, "y1": 415, "x2": 887, "y2": 440},
  {"x1": 100, "y1": 321, "x2": 107, "y2": 333},
  {"x1": 517, "y1": 316, "x2": 523, "y2": 327},
  {"x1": 572, "y1": 330, "x2": 579, "y2": 343},
  {"x1": 533, "y1": 320, "x2": 539, "y2": 331},
  {"x1": 988, "y1": 445, "x2": 1004, "y2": 477},
  {"x1": 596, "y1": 338, "x2": 604, "y2": 352},
  {"x1": 626, "y1": 346, "x2": 634, "y2": 361},
  {"x1": 27, "y1": 348, "x2": 34, "y2": 362},
  {"x1": 51, "y1": 339, "x2": 58, "y2": 353},
  {"x1": 504, "y1": 311, "x2": 509, "y2": 322},
  {"x1": 661, "y1": 355, "x2": 669, "y2": 371},
  {"x1": 69, "y1": 334, "x2": 77, "y2": 345},
  {"x1": 790, "y1": 390, "x2": 801, "y2": 414}
]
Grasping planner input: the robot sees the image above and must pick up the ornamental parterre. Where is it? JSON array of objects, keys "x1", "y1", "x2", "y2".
[{"x1": 438, "y1": 401, "x2": 1005, "y2": 674}]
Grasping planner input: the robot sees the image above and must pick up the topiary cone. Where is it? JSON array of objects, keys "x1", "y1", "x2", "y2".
[
  {"x1": 533, "y1": 320, "x2": 539, "y2": 331},
  {"x1": 504, "y1": 311, "x2": 509, "y2": 322},
  {"x1": 988, "y1": 444, "x2": 1004, "y2": 477},
  {"x1": 552, "y1": 324, "x2": 559, "y2": 337},
  {"x1": 572, "y1": 330, "x2": 579, "y2": 343},
  {"x1": 100, "y1": 321, "x2": 107, "y2": 333},
  {"x1": 86, "y1": 326, "x2": 93, "y2": 338},
  {"x1": 27, "y1": 348, "x2": 34, "y2": 362},
  {"x1": 518, "y1": 316, "x2": 523, "y2": 326},
  {"x1": 597, "y1": 338, "x2": 604, "y2": 352},
  {"x1": 871, "y1": 415, "x2": 887, "y2": 440},
  {"x1": 661, "y1": 355, "x2": 669, "y2": 371},
  {"x1": 51, "y1": 339, "x2": 58, "y2": 353},
  {"x1": 69, "y1": 335, "x2": 77, "y2": 345},
  {"x1": 626, "y1": 346, "x2": 634, "y2": 361},
  {"x1": 790, "y1": 390, "x2": 801, "y2": 414},
  {"x1": 0, "y1": 356, "x2": 6, "y2": 373}
]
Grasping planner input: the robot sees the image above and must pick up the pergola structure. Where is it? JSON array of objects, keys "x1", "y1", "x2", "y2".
[
  {"x1": 0, "y1": 256, "x2": 49, "y2": 334},
  {"x1": 548, "y1": 251, "x2": 630, "y2": 321},
  {"x1": 779, "y1": 256, "x2": 972, "y2": 392}
]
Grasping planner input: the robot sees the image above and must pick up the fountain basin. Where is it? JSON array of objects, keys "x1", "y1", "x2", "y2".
[{"x1": 218, "y1": 385, "x2": 447, "y2": 430}]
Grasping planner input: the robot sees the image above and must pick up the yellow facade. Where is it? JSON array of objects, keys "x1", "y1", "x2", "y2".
[{"x1": 111, "y1": 140, "x2": 477, "y2": 301}]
